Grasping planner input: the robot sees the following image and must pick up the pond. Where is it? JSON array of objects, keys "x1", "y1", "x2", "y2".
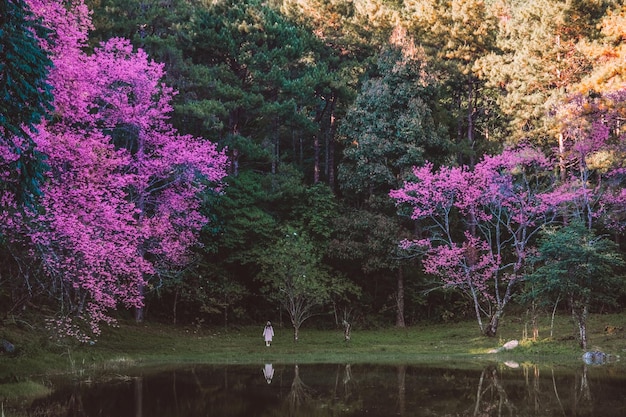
[{"x1": 4, "y1": 361, "x2": 626, "y2": 416}]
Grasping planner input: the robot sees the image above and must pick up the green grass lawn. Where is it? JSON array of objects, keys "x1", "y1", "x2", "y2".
[{"x1": 2, "y1": 311, "x2": 626, "y2": 382}]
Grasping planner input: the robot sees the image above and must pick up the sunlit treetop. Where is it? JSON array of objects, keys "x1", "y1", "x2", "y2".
[{"x1": 576, "y1": 4, "x2": 626, "y2": 94}]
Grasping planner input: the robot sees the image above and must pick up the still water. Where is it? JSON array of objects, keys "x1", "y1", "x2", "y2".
[{"x1": 10, "y1": 361, "x2": 626, "y2": 416}]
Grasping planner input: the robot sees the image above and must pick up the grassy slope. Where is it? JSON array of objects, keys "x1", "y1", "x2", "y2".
[{"x1": 2, "y1": 312, "x2": 626, "y2": 380}]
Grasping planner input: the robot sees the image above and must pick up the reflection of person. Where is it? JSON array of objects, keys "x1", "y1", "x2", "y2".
[
  {"x1": 263, "y1": 363, "x2": 274, "y2": 384},
  {"x1": 263, "y1": 321, "x2": 274, "y2": 346}
]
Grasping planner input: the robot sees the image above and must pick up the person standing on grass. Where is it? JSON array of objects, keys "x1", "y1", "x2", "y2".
[{"x1": 263, "y1": 321, "x2": 274, "y2": 346}]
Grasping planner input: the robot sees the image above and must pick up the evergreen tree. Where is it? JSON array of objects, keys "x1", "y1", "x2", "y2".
[
  {"x1": 0, "y1": 0, "x2": 53, "y2": 206},
  {"x1": 575, "y1": 2, "x2": 626, "y2": 94},
  {"x1": 335, "y1": 27, "x2": 451, "y2": 327},
  {"x1": 404, "y1": 0, "x2": 500, "y2": 165},
  {"x1": 527, "y1": 222, "x2": 625, "y2": 349},
  {"x1": 339, "y1": 26, "x2": 450, "y2": 200},
  {"x1": 478, "y1": 0, "x2": 605, "y2": 146},
  {"x1": 281, "y1": 0, "x2": 390, "y2": 188},
  {"x1": 178, "y1": 0, "x2": 326, "y2": 177}
]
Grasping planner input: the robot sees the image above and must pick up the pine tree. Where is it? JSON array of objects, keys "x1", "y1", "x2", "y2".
[
  {"x1": 528, "y1": 222, "x2": 625, "y2": 349},
  {"x1": 405, "y1": 0, "x2": 499, "y2": 165},
  {"x1": 336, "y1": 27, "x2": 451, "y2": 327},
  {"x1": 0, "y1": 0, "x2": 53, "y2": 206},
  {"x1": 576, "y1": 3, "x2": 626, "y2": 94},
  {"x1": 478, "y1": 0, "x2": 603, "y2": 146}
]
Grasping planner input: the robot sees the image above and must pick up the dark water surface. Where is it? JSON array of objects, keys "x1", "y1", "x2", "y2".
[{"x1": 9, "y1": 361, "x2": 626, "y2": 416}]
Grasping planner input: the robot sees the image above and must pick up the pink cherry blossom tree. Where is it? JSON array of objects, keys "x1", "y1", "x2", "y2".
[
  {"x1": 595, "y1": 89, "x2": 626, "y2": 233},
  {"x1": 0, "y1": 0, "x2": 228, "y2": 341},
  {"x1": 391, "y1": 146, "x2": 559, "y2": 336},
  {"x1": 554, "y1": 89, "x2": 626, "y2": 233}
]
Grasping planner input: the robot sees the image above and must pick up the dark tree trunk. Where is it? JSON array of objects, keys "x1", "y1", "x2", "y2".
[
  {"x1": 467, "y1": 76, "x2": 476, "y2": 168},
  {"x1": 172, "y1": 288, "x2": 178, "y2": 325},
  {"x1": 313, "y1": 135, "x2": 320, "y2": 183},
  {"x1": 484, "y1": 312, "x2": 500, "y2": 337},
  {"x1": 396, "y1": 266, "x2": 405, "y2": 328},
  {"x1": 328, "y1": 96, "x2": 337, "y2": 190}
]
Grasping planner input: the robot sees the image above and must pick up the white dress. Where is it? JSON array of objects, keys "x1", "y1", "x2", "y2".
[{"x1": 263, "y1": 325, "x2": 274, "y2": 343}]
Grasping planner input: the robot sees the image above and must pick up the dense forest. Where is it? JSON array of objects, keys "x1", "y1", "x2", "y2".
[{"x1": 2, "y1": 0, "x2": 626, "y2": 349}]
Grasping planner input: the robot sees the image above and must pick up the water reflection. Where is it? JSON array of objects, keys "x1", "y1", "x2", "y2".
[
  {"x1": 7, "y1": 362, "x2": 626, "y2": 416},
  {"x1": 263, "y1": 363, "x2": 274, "y2": 384}
]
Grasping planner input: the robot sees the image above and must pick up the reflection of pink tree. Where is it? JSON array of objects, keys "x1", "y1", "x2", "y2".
[
  {"x1": 391, "y1": 146, "x2": 558, "y2": 336},
  {"x1": 472, "y1": 365, "x2": 514, "y2": 416},
  {"x1": 0, "y1": 0, "x2": 228, "y2": 341}
]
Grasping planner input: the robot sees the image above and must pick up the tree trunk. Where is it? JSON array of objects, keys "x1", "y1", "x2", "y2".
[
  {"x1": 272, "y1": 118, "x2": 279, "y2": 175},
  {"x1": 456, "y1": 93, "x2": 464, "y2": 165},
  {"x1": 396, "y1": 266, "x2": 405, "y2": 327},
  {"x1": 172, "y1": 288, "x2": 178, "y2": 325},
  {"x1": 230, "y1": 148, "x2": 239, "y2": 176},
  {"x1": 531, "y1": 308, "x2": 539, "y2": 341},
  {"x1": 484, "y1": 311, "x2": 500, "y2": 337},
  {"x1": 573, "y1": 303, "x2": 589, "y2": 350},
  {"x1": 134, "y1": 302, "x2": 144, "y2": 323},
  {"x1": 315, "y1": 96, "x2": 329, "y2": 185},
  {"x1": 299, "y1": 133, "x2": 303, "y2": 165},
  {"x1": 313, "y1": 135, "x2": 320, "y2": 183},
  {"x1": 134, "y1": 255, "x2": 145, "y2": 322},
  {"x1": 550, "y1": 296, "x2": 561, "y2": 338},
  {"x1": 229, "y1": 109, "x2": 241, "y2": 176},
  {"x1": 343, "y1": 320, "x2": 351, "y2": 342},
  {"x1": 469, "y1": 281, "x2": 485, "y2": 334},
  {"x1": 467, "y1": 76, "x2": 476, "y2": 168},
  {"x1": 328, "y1": 133, "x2": 335, "y2": 191},
  {"x1": 327, "y1": 94, "x2": 337, "y2": 190}
]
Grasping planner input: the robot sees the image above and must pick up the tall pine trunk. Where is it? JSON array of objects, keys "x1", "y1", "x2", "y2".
[
  {"x1": 313, "y1": 135, "x2": 320, "y2": 183},
  {"x1": 326, "y1": 94, "x2": 337, "y2": 190},
  {"x1": 395, "y1": 266, "x2": 405, "y2": 327},
  {"x1": 467, "y1": 76, "x2": 476, "y2": 168}
]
